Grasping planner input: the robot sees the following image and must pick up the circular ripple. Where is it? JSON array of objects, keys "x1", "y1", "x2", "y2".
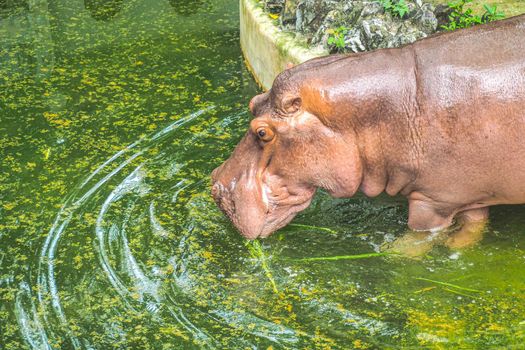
[{"x1": 20, "y1": 107, "x2": 300, "y2": 349}]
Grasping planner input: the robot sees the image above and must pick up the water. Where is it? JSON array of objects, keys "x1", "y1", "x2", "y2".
[{"x1": 1, "y1": 1, "x2": 525, "y2": 349}]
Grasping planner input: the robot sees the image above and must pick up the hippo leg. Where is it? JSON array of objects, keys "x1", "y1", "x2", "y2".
[
  {"x1": 406, "y1": 198, "x2": 455, "y2": 232},
  {"x1": 382, "y1": 229, "x2": 449, "y2": 258},
  {"x1": 382, "y1": 198, "x2": 457, "y2": 258},
  {"x1": 445, "y1": 207, "x2": 489, "y2": 249}
]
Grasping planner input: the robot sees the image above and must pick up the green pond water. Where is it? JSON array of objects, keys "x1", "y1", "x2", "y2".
[{"x1": 1, "y1": 0, "x2": 525, "y2": 349}]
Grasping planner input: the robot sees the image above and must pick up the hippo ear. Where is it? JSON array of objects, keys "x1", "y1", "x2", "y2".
[
  {"x1": 286, "y1": 62, "x2": 295, "y2": 69},
  {"x1": 249, "y1": 92, "x2": 270, "y2": 116},
  {"x1": 282, "y1": 95, "x2": 302, "y2": 114}
]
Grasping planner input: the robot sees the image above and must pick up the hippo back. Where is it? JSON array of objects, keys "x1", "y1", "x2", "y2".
[{"x1": 412, "y1": 15, "x2": 525, "y2": 204}]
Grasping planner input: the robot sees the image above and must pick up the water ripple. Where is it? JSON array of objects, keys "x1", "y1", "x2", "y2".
[{"x1": 28, "y1": 107, "x2": 300, "y2": 348}]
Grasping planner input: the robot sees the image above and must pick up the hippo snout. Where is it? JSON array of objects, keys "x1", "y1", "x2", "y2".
[
  {"x1": 210, "y1": 164, "x2": 270, "y2": 239},
  {"x1": 211, "y1": 181, "x2": 267, "y2": 239},
  {"x1": 211, "y1": 166, "x2": 228, "y2": 206},
  {"x1": 211, "y1": 180, "x2": 232, "y2": 215},
  {"x1": 210, "y1": 181, "x2": 221, "y2": 202},
  {"x1": 211, "y1": 164, "x2": 222, "y2": 183},
  {"x1": 211, "y1": 165, "x2": 230, "y2": 211}
]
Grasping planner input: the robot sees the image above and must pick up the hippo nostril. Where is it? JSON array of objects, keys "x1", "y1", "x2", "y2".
[{"x1": 211, "y1": 183, "x2": 221, "y2": 199}]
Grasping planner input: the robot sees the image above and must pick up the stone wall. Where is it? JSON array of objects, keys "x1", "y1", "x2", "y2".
[{"x1": 240, "y1": 0, "x2": 327, "y2": 90}]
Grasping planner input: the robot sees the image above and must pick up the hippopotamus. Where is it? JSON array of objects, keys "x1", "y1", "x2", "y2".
[{"x1": 211, "y1": 15, "x2": 525, "y2": 254}]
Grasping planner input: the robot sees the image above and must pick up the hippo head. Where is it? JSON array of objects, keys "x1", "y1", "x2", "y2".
[{"x1": 211, "y1": 66, "x2": 363, "y2": 239}]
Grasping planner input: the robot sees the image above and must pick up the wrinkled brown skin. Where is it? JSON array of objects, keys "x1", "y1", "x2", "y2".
[{"x1": 211, "y1": 15, "x2": 525, "y2": 242}]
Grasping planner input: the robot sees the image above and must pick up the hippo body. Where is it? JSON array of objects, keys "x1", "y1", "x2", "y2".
[{"x1": 211, "y1": 15, "x2": 525, "y2": 245}]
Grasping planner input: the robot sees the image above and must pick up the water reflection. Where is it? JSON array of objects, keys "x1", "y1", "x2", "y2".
[
  {"x1": 168, "y1": 0, "x2": 207, "y2": 16},
  {"x1": 0, "y1": 0, "x2": 28, "y2": 16},
  {"x1": 84, "y1": 0, "x2": 123, "y2": 20},
  {"x1": 0, "y1": 0, "x2": 54, "y2": 79}
]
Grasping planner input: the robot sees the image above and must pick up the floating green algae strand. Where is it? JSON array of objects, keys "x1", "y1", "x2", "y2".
[
  {"x1": 292, "y1": 252, "x2": 390, "y2": 262},
  {"x1": 443, "y1": 288, "x2": 480, "y2": 299},
  {"x1": 286, "y1": 223, "x2": 337, "y2": 234},
  {"x1": 415, "y1": 277, "x2": 483, "y2": 293},
  {"x1": 245, "y1": 240, "x2": 279, "y2": 294}
]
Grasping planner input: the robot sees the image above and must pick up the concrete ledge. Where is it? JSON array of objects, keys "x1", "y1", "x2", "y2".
[{"x1": 240, "y1": 0, "x2": 328, "y2": 90}]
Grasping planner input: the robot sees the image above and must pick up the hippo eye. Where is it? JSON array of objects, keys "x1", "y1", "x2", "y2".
[{"x1": 256, "y1": 127, "x2": 274, "y2": 142}]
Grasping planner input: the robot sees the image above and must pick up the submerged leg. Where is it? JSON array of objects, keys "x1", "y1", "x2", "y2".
[
  {"x1": 382, "y1": 198, "x2": 454, "y2": 258},
  {"x1": 383, "y1": 229, "x2": 449, "y2": 258},
  {"x1": 445, "y1": 207, "x2": 489, "y2": 249}
]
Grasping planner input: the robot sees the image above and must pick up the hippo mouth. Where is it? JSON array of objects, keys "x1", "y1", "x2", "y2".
[
  {"x1": 257, "y1": 185, "x2": 316, "y2": 238},
  {"x1": 211, "y1": 173, "x2": 316, "y2": 239}
]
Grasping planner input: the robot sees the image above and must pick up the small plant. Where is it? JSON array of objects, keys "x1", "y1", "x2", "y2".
[
  {"x1": 379, "y1": 0, "x2": 410, "y2": 18},
  {"x1": 441, "y1": 0, "x2": 505, "y2": 31},
  {"x1": 481, "y1": 3, "x2": 505, "y2": 22},
  {"x1": 392, "y1": 0, "x2": 410, "y2": 18},
  {"x1": 327, "y1": 26, "x2": 348, "y2": 50}
]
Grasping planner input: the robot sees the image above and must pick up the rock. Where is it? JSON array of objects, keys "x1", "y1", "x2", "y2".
[
  {"x1": 360, "y1": 1, "x2": 384, "y2": 17},
  {"x1": 293, "y1": 0, "x2": 342, "y2": 33},
  {"x1": 434, "y1": 3, "x2": 454, "y2": 28},
  {"x1": 269, "y1": 0, "x2": 441, "y2": 53},
  {"x1": 345, "y1": 27, "x2": 367, "y2": 52},
  {"x1": 361, "y1": 17, "x2": 391, "y2": 48},
  {"x1": 319, "y1": 0, "x2": 438, "y2": 52},
  {"x1": 279, "y1": 0, "x2": 341, "y2": 33},
  {"x1": 415, "y1": 4, "x2": 439, "y2": 34},
  {"x1": 280, "y1": 0, "x2": 299, "y2": 26},
  {"x1": 263, "y1": 0, "x2": 285, "y2": 14}
]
